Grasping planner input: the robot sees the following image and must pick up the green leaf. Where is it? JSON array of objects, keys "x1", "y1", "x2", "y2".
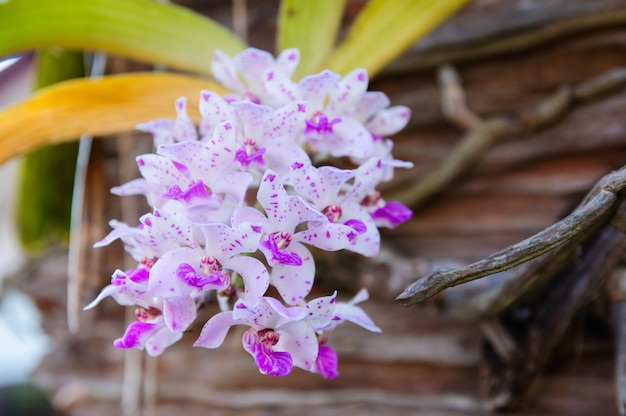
[
  {"x1": 0, "y1": 0, "x2": 247, "y2": 76},
  {"x1": 321, "y1": 0, "x2": 469, "y2": 77},
  {"x1": 277, "y1": 0, "x2": 347, "y2": 80},
  {"x1": 17, "y1": 50, "x2": 83, "y2": 250}
]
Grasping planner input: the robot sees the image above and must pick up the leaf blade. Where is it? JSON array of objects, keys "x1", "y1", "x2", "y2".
[
  {"x1": 320, "y1": 0, "x2": 469, "y2": 77},
  {"x1": 0, "y1": 0, "x2": 247, "y2": 76},
  {"x1": 0, "y1": 72, "x2": 227, "y2": 164},
  {"x1": 276, "y1": 0, "x2": 347, "y2": 79}
]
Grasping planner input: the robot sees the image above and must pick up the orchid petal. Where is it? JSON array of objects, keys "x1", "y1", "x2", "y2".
[
  {"x1": 136, "y1": 118, "x2": 175, "y2": 146},
  {"x1": 172, "y1": 96, "x2": 198, "y2": 141},
  {"x1": 329, "y1": 117, "x2": 373, "y2": 159},
  {"x1": 263, "y1": 69, "x2": 300, "y2": 107},
  {"x1": 243, "y1": 329, "x2": 293, "y2": 377},
  {"x1": 264, "y1": 100, "x2": 308, "y2": 139},
  {"x1": 278, "y1": 321, "x2": 318, "y2": 371},
  {"x1": 315, "y1": 344, "x2": 339, "y2": 379},
  {"x1": 231, "y1": 100, "x2": 273, "y2": 139},
  {"x1": 226, "y1": 256, "x2": 269, "y2": 303},
  {"x1": 275, "y1": 48, "x2": 300, "y2": 79},
  {"x1": 296, "y1": 222, "x2": 355, "y2": 252},
  {"x1": 328, "y1": 68, "x2": 369, "y2": 115},
  {"x1": 264, "y1": 297, "x2": 307, "y2": 321},
  {"x1": 211, "y1": 49, "x2": 245, "y2": 95},
  {"x1": 335, "y1": 302, "x2": 381, "y2": 333},
  {"x1": 367, "y1": 105, "x2": 411, "y2": 137},
  {"x1": 114, "y1": 321, "x2": 157, "y2": 350},
  {"x1": 352, "y1": 91, "x2": 390, "y2": 121},
  {"x1": 144, "y1": 326, "x2": 183, "y2": 357},
  {"x1": 136, "y1": 153, "x2": 188, "y2": 189},
  {"x1": 298, "y1": 70, "x2": 341, "y2": 112},
  {"x1": 270, "y1": 243, "x2": 315, "y2": 305},
  {"x1": 149, "y1": 247, "x2": 199, "y2": 297},
  {"x1": 162, "y1": 295, "x2": 196, "y2": 332},
  {"x1": 372, "y1": 200, "x2": 413, "y2": 228},
  {"x1": 194, "y1": 310, "x2": 237, "y2": 348},
  {"x1": 198, "y1": 89, "x2": 234, "y2": 136}
]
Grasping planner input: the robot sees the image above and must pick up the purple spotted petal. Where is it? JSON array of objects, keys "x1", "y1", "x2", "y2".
[
  {"x1": 257, "y1": 169, "x2": 326, "y2": 230},
  {"x1": 270, "y1": 243, "x2": 315, "y2": 305},
  {"x1": 231, "y1": 100, "x2": 272, "y2": 139},
  {"x1": 343, "y1": 157, "x2": 384, "y2": 203},
  {"x1": 136, "y1": 154, "x2": 188, "y2": 189},
  {"x1": 276, "y1": 321, "x2": 318, "y2": 371},
  {"x1": 199, "y1": 90, "x2": 235, "y2": 136},
  {"x1": 298, "y1": 70, "x2": 341, "y2": 111},
  {"x1": 275, "y1": 48, "x2": 300, "y2": 78},
  {"x1": 305, "y1": 291, "x2": 337, "y2": 328},
  {"x1": 159, "y1": 121, "x2": 238, "y2": 181},
  {"x1": 194, "y1": 310, "x2": 237, "y2": 348},
  {"x1": 296, "y1": 222, "x2": 356, "y2": 252},
  {"x1": 340, "y1": 205, "x2": 380, "y2": 257},
  {"x1": 367, "y1": 105, "x2": 411, "y2": 137},
  {"x1": 290, "y1": 163, "x2": 354, "y2": 208},
  {"x1": 225, "y1": 255, "x2": 269, "y2": 303},
  {"x1": 344, "y1": 219, "x2": 367, "y2": 234},
  {"x1": 162, "y1": 295, "x2": 196, "y2": 332},
  {"x1": 172, "y1": 97, "x2": 198, "y2": 141},
  {"x1": 327, "y1": 68, "x2": 369, "y2": 115},
  {"x1": 84, "y1": 269, "x2": 149, "y2": 310},
  {"x1": 263, "y1": 134, "x2": 310, "y2": 178},
  {"x1": 327, "y1": 116, "x2": 374, "y2": 159},
  {"x1": 144, "y1": 209, "x2": 198, "y2": 250},
  {"x1": 264, "y1": 69, "x2": 300, "y2": 107},
  {"x1": 264, "y1": 100, "x2": 308, "y2": 139},
  {"x1": 199, "y1": 221, "x2": 262, "y2": 257}
]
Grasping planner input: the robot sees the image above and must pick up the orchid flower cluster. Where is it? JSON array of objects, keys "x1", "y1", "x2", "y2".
[{"x1": 86, "y1": 47, "x2": 413, "y2": 378}]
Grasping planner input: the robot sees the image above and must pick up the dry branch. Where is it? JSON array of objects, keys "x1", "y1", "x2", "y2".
[
  {"x1": 396, "y1": 166, "x2": 626, "y2": 305},
  {"x1": 393, "y1": 67, "x2": 626, "y2": 209}
]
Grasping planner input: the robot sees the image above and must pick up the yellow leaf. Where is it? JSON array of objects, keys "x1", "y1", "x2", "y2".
[{"x1": 0, "y1": 73, "x2": 227, "y2": 164}]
